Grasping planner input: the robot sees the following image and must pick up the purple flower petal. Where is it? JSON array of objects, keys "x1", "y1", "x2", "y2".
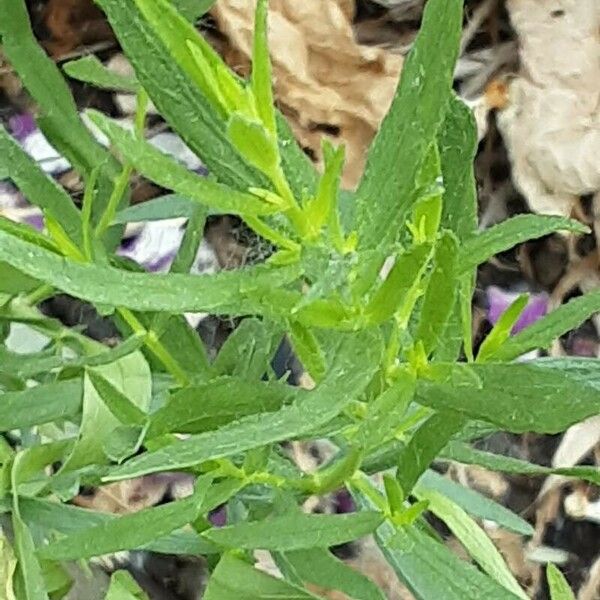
[
  {"x1": 9, "y1": 113, "x2": 37, "y2": 142},
  {"x1": 209, "y1": 505, "x2": 227, "y2": 527},
  {"x1": 486, "y1": 286, "x2": 549, "y2": 334}
]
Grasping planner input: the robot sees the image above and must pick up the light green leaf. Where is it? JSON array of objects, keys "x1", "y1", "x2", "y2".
[
  {"x1": 102, "y1": 330, "x2": 382, "y2": 481},
  {"x1": 547, "y1": 564, "x2": 575, "y2": 600},
  {"x1": 363, "y1": 243, "x2": 432, "y2": 325},
  {"x1": 288, "y1": 321, "x2": 326, "y2": 383},
  {"x1": 396, "y1": 411, "x2": 464, "y2": 495},
  {"x1": 63, "y1": 56, "x2": 139, "y2": 92},
  {"x1": 204, "y1": 554, "x2": 319, "y2": 600},
  {"x1": 491, "y1": 289, "x2": 600, "y2": 361},
  {"x1": 60, "y1": 352, "x2": 151, "y2": 471},
  {"x1": 415, "y1": 488, "x2": 526, "y2": 598},
  {"x1": 251, "y1": 0, "x2": 276, "y2": 135},
  {"x1": 146, "y1": 378, "x2": 295, "y2": 438},
  {"x1": 227, "y1": 114, "x2": 279, "y2": 177},
  {"x1": 0, "y1": 230, "x2": 301, "y2": 315},
  {"x1": 459, "y1": 215, "x2": 587, "y2": 274},
  {"x1": 282, "y1": 548, "x2": 386, "y2": 600},
  {"x1": 39, "y1": 475, "x2": 212, "y2": 560},
  {"x1": 0, "y1": 217, "x2": 58, "y2": 254},
  {"x1": 416, "y1": 232, "x2": 459, "y2": 355},
  {"x1": 88, "y1": 111, "x2": 276, "y2": 217},
  {"x1": 354, "y1": 0, "x2": 463, "y2": 251},
  {"x1": 0, "y1": 533, "x2": 17, "y2": 600},
  {"x1": 416, "y1": 470, "x2": 533, "y2": 536},
  {"x1": 173, "y1": 0, "x2": 216, "y2": 22},
  {"x1": 476, "y1": 294, "x2": 529, "y2": 362},
  {"x1": 203, "y1": 511, "x2": 383, "y2": 551},
  {"x1": 0, "y1": 380, "x2": 82, "y2": 430},
  {"x1": 87, "y1": 369, "x2": 148, "y2": 426},
  {"x1": 352, "y1": 476, "x2": 520, "y2": 600},
  {"x1": 421, "y1": 360, "x2": 600, "y2": 434},
  {"x1": 105, "y1": 571, "x2": 149, "y2": 600},
  {"x1": 168, "y1": 204, "x2": 207, "y2": 274},
  {"x1": 96, "y1": 0, "x2": 264, "y2": 190}
]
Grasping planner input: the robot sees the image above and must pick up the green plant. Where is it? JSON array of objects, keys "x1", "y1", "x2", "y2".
[{"x1": 0, "y1": 0, "x2": 593, "y2": 597}]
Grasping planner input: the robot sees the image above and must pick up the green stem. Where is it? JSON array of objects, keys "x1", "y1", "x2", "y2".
[
  {"x1": 118, "y1": 308, "x2": 189, "y2": 386},
  {"x1": 94, "y1": 164, "x2": 132, "y2": 238},
  {"x1": 23, "y1": 284, "x2": 54, "y2": 306}
]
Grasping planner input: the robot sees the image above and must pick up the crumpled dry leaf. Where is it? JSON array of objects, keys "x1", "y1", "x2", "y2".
[
  {"x1": 212, "y1": 0, "x2": 403, "y2": 188},
  {"x1": 497, "y1": 0, "x2": 600, "y2": 218}
]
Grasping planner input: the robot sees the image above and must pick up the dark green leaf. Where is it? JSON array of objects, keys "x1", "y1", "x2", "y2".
[
  {"x1": 63, "y1": 56, "x2": 139, "y2": 92},
  {"x1": 39, "y1": 476, "x2": 212, "y2": 560},
  {"x1": 146, "y1": 378, "x2": 295, "y2": 437},
  {"x1": 352, "y1": 477, "x2": 521, "y2": 600},
  {"x1": 416, "y1": 232, "x2": 459, "y2": 355},
  {"x1": 203, "y1": 511, "x2": 383, "y2": 551},
  {"x1": 441, "y1": 442, "x2": 600, "y2": 486},
  {"x1": 284, "y1": 548, "x2": 386, "y2": 600},
  {"x1": 459, "y1": 215, "x2": 587, "y2": 274},
  {"x1": 354, "y1": 0, "x2": 463, "y2": 251},
  {"x1": 396, "y1": 411, "x2": 464, "y2": 495},
  {"x1": 204, "y1": 554, "x2": 319, "y2": 600},
  {"x1": 421, "y1": 360, "x2": 600, "y2": 434},
  {"x1": 0, "y1": 380, "x2": 82, "y2": 430},
  {"x1": 103, "y1": 330, "x2": 382, "y2": 480},
  {"x1": 0, "y1": 230, "x2": 300, "y2": 314}
]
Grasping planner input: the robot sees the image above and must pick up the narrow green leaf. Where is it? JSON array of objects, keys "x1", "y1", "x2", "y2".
[
  {"x1": 252, "y1": 0, "x2": 276, "y2": 135},
  {"x1": 421, "y1": 360, "x2": 600, "y2": 434},
  {"x1": 113, "y1": 194, "x2": 201, "y2": 224},
  {"x1": 288, "y1": 321, "x2": 326, "y2": 383},
  {"x1": 39, "y1": 476, "x2": 212, "y2": 560},
  {"x1": 105, "y1": 571, "x2": 149, "y2": 600},
  {"x1": 477, "y1": 294, "x2": 529, "y2": 362},
  {"x1": 212, "y1": 318, "x2": 282, "y2": 380},
  {"x1": 0, "y1": 127, "x2": 82, "y2": 245},
  {"x1": 63, "y1": 56, "x2": 139, "y2": 92},
  {"x1": 416, "y1": 470, "x2": 533, "y2": 536},
  {"x1": 491, "y1": 289, "x2": 600, "y2": 361},
  {"x1": 87, "y1": 369, "x2": 148, "y2": 426},
  {"x1": 11, "y1": 456, "x2": 50, "y2": 600},
  {"x1": 283, "y1": 548, "x2": 386, "y2": 600},
  {"x1": 415, "y1": 488, "x2": 526, "y2": 598},
  {"x1": 204, "y1": 554, "x2": 319, "y2": 600},
  {"x1": 0, "y1": 534, "x2": 17, "y2": 600},
  {"x1": 168, "y1": 205, "x2": 207, "y2": 274},
  {"x1": 416, "y1": 232, "x2": 459, "y2": 355},
  {"x1": 396, "y1": 411, "x2": 464, "y2": 495},
  {"x1": 227, "y1": 114, "x2": 279, "y2": 177},
  {"x1": 0, "y1": 217, "x2": 58, "y2": 254},
  {"x1": 173, "y1": 0, "x2": 216, "y2": 22},
  {"x1": 547, "y1": 564, "x2": 575, "y2": 600},
  {"x1": 364, "y1": 243, "x2": 432, "y2": 325},
  {"x1": 103, "y1": 330, "x2": 382, "y2": 480},
  {"x1": 17, "y1": 497, "x2": 218, "y2": 556},
  {"x1": 89, "y1": 111, "x2": 276, "y2": 217},
  {"x1": 459, "y1": 215, "x2": 588, "y2": 274},
  {"x1": 352, "y1": 476, "x2": 521, "y2": 600},
  {"x1": 146, "y1": 378, "x2": 295, "y2": 437},
  {"x1": 358, "y1": 370, "x2": 416, "y2": 450},
  {"x1": 0, "y1": 230, "x2": 300, "y2": 315},
  {"x1": 441, "y1": 442, "x2": 600, "y2": 486},
  {"x1": 0, "y1": 380, "x2": 82, "y2": 430},
  {"x1": 354, "y1": 0, "x2": 463, "y2": 251},
  {"x1": 203, "y1": 511, "x2": 383, "y2": 551},
  {"x1": 96, "y1": 0, "x2": 265, "y2": 190},
  {"x1": 0, "y1": 0, "x2": 112, "y2": 179}
]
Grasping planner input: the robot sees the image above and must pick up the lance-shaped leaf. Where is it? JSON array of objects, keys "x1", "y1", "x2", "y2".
[{"x1": 63, "y1": 56, "x2": 139, "y2": 93}]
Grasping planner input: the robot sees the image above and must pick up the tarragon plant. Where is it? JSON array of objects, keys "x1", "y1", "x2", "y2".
[{"x1": 0, "y1": 0, "x2": 597, "y2": 597}]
